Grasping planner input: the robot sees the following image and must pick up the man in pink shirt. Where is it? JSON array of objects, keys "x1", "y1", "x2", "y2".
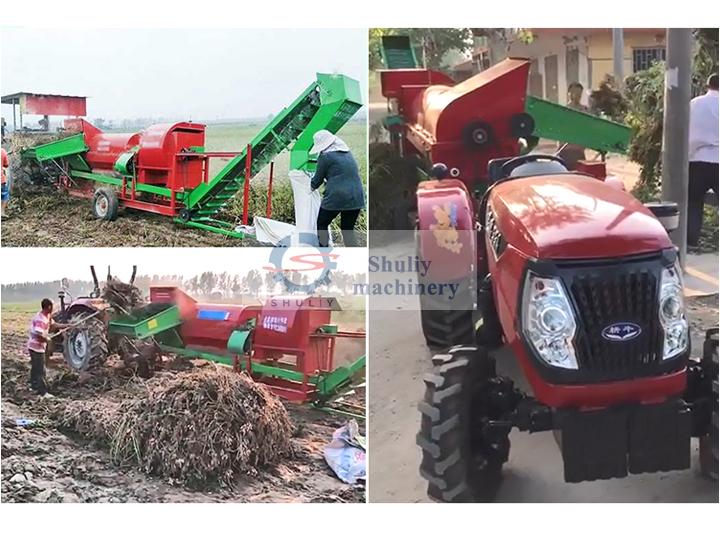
[{"x1": 27, "y1": 298, "x2": 68, "y2": 398}]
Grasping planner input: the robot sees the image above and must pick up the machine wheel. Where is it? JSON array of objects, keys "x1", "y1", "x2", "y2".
[
  {"x1": 509, "y1": 112, "x2": 535, "y2": 138},
  {"x1": 462, "y1": 121, "x2": 494, "y2": 148},
  {"x1": 700, "y1": 329, "x2": 718, "y2": 480},
  {"x1": 417, "y1": 346, "x2": 511, "y2": 502},
  {"x1": 63, "y1": 312, "x2": 108, "y2": 371},
  {"x1": 92, "y1": 188, "x2": 119, "y2": 221},
  {"x1": 178, "y1": 208, "x2": 192, "y2": 223}
]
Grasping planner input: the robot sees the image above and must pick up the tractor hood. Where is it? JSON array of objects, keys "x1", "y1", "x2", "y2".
[{"x1": 488, "y1": 174, "x2": 673, "y2": 260}]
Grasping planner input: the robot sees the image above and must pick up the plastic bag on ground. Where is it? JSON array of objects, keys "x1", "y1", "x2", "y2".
[{"x1": 323, "y1": 419, "x2": 366, "y2": 485}]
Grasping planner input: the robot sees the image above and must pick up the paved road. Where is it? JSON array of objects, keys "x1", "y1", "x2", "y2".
[{"x1": 368, "y1": 276, "x2": 719, "y2": 503}]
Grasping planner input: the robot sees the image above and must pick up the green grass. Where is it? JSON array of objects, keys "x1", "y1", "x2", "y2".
[
  {"x1": 2, "y1": 302, "x2": 36, "y2": 313},
  {"x1": 204, "y1": 120, "x2": 367, "y2": 183}
]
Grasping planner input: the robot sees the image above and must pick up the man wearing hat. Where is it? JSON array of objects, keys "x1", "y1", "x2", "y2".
[{"x1": 310, "y1": 129, "x2": 365, "y2": 247}]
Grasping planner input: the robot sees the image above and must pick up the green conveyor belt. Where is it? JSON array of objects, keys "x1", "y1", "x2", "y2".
[
  {"x1": 184, "y1": 73, "x2": 362, "y2": 224},
  {"x1": 526, "y1": 96, "x2": 631, "y2": 154}
]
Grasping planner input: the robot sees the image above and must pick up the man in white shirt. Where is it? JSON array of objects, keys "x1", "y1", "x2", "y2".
[{"x1": 687, "y1": 74, "x2": 719, "y2": 246}]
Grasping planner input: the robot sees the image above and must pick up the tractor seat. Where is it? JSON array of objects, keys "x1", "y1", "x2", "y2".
[
  {"x1": 488, "y1": 156, "x2": 569, "y2": 182},
  {"x1": 507, "y1": 160, "x2": 568, "y2": 178}
]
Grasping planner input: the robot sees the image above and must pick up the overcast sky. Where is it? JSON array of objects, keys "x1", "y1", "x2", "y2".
[
  {"x1": 0, "y1": 28, "x2": 367, "y2": 121},
  {"x1": 1, "y1": 247, "x2": 368, "y2": 285}
]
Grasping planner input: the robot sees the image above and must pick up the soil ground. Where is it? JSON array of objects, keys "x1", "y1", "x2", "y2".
[
  {"x1": 0, "y1": 308, "x2": 366, "y2": 503},
  {"x1": 368, "y1": 280, "x2": 719, "y2": 502}
]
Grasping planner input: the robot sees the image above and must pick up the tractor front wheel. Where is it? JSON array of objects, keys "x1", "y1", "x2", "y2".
[
  {"x1": 63, "y1": 313, "x2": 109, "y2": 371},
  {"x1": 92, "y1": 188, "x2": 119, "y2": 221},
  {"x1": 417, "y1": 346, "x2": 512, "y2": 502},
  {"x1": 700, "y1": 329, "x2": 718, "y2": 480}
]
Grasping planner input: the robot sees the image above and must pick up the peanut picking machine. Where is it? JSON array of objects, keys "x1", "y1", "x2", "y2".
[
  {"x1": 106, "y1": 287, "x2": 365, "y2": 409},
  {"x1": 22, "y1": 74, "x2": 362, "y2": 238},
  {"x1": 378, "y1": 36, "x2": 630, "y2": 191}
]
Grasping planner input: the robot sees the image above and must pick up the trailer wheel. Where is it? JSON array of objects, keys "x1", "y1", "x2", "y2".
[
  {"x1": 700, "y1": 329, "x2": 718, "y2": 480},
  {"x1": 63, "y1": 312, "x2": 108, "y2": 371},
  {"x1": 92, "y1": 188, "x2": 119, "y2": 221},
  {"x1": 418, "y1": 346, "x2": 511, "y2": 502}
]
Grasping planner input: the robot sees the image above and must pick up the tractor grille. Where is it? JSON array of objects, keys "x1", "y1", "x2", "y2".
[
  {"x1": 485, "y1": 205, "x2": 506, "y2": 257},
  {"x1": 566, "y1": 259, "x2": 666, "y2": 382}
]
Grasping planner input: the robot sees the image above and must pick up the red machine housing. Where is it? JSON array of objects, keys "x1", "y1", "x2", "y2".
[
  {"x1": 252, "y1": 296, "x2": 359, "y2": 401},
  {"x1": 148, "y1": 288, "x2": 362, "y2": 402},
  {"x1": 66, "y1": 119, "x2": 207, "y2": 191},
  {"x1": 150, "y1": 286, "x2": 259, "y2": 351},
  {"x1": 380, "y1": 59, "x2": 530, "y2": 187}
]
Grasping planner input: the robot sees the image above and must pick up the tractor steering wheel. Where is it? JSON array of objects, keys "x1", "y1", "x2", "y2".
[{"x1": 500, "y1": 154, "x2": 567, "y2": 179}]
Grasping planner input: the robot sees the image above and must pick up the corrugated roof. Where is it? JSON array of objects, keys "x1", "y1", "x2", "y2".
[{"x1": 1, "y1": 92, "x2": 87, "y2": 104}]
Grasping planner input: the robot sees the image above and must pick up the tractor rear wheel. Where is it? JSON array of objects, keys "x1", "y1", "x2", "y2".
[
  {"x1": 700, "y1": 329, "x2": 718, "y2": 480},
  {"x1": 63, "y1": 312, "x2": 109, "y2": 371},
  {"x1": 417, "y1": 346, "x2": 512, "y2": 502},
  {"x1": 92, "y1": 187, "x2": 119, "y2": 221}
]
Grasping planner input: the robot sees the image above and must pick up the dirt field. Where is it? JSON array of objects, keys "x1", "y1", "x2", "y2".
[
  {"x1": 0, "y1": 307, "x2": 366, "y2": 503},
  {"x1": 368, "y1": 283, "x2": 719, "y2": 503}
]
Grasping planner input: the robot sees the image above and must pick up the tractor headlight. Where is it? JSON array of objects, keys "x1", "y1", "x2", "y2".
[
  {"x1": 522, "y1": 273, "x2": 578, "y2": 370},
  {"x1": 659, "y1": 263, "x2": 688, "y2": 360}
]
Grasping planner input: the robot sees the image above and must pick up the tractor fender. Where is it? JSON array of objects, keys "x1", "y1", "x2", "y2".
[{"x1": 416, "y1": 179, "x2": 476, "y2": 283}]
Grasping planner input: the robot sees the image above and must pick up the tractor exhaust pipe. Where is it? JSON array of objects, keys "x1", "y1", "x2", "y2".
[
  {"x1": 89, "y1": 266, "x2": 100, "y2": 297},
  {"x1": 130, "y1": 265, "x2": 137, "y2": 285}
]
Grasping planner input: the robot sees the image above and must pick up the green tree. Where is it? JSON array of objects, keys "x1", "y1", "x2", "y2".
[
  {"x1": 369, "y1": 28, "x2": 473, "y2": 70},
  {"x1": 246, "y1": 270, "x2": 263, "y2": 295},
  {"x1": 626, "y1": 29, "x2": 719, "y2": 201}
]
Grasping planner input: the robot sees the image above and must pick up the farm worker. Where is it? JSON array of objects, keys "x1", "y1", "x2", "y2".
[
  {"x1": 1, "y1": 147, "x2": 9, "y2": 218},
  {"x1": 557, "y1": 82, "x2": 590, "y2": 169},
  {"x1": 310, "y1": 130, "x2": 365, "y2": 247},
  {"x1": 687, "y1": 74, "x2": 719, "y2": 247},
  {"x1": 26, "y1": 298, "x2": 68, "y2": 398}
]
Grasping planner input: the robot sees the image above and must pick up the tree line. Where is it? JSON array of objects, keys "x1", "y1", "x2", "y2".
[{"x1": 2, "y1": 270, "x2": 368, "y2": 304}]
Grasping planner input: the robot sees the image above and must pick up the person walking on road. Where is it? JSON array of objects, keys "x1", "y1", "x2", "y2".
[
  {"x1": 687, "y1": 74, "x2": 719, "y2": 247},
  {"x1": 310, "y1": 130, "x2": 365, "y2": 247},
  {"x1": 27, "y1": 298, "x2": 68, "y2": 398}
]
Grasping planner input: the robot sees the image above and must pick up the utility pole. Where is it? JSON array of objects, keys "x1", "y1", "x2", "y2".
[
  {"x1": 612, "y1": 28, "x2": 624, "y2": 88},
  {"x1": 661, "y1": 28, "x2": 693, "y2": 268}
]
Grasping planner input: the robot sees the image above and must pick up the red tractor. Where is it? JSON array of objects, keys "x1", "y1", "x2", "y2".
[
  {"x1": 52, "y1": 265, "x2": 138, "y2": 371},
  {"x1": 376, "y1": 38, "x2": 718, "y2": 501}
]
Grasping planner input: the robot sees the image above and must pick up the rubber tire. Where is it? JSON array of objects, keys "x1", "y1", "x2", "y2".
[
  {"x1": 92, "y1": 188, "x2": 119, "y2": 221},
  {"x1": 63, "y1": 313, "x2": 109, "y2": 371},
  {"x1": 417, "y1": 346, "x2": 509, "y2": 502},
  {"x1": 419, "y1": 289, "x2": 475, "y2": 349},
  {"x1": 700, "y1": 331, "x2": 718, "y2": 480},
  {"x1": 415, "y1": 224, "x2": 475, "y2": 348}
]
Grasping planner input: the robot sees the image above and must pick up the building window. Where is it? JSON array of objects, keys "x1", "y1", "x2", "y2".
[{"x1": 633, "y1": 47, "x2": 666, "y2": 72}]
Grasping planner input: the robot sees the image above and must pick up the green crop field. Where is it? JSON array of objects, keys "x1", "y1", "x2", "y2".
[{"x1": 203, "y1": 120, "x2": 367, "y2": 183}]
